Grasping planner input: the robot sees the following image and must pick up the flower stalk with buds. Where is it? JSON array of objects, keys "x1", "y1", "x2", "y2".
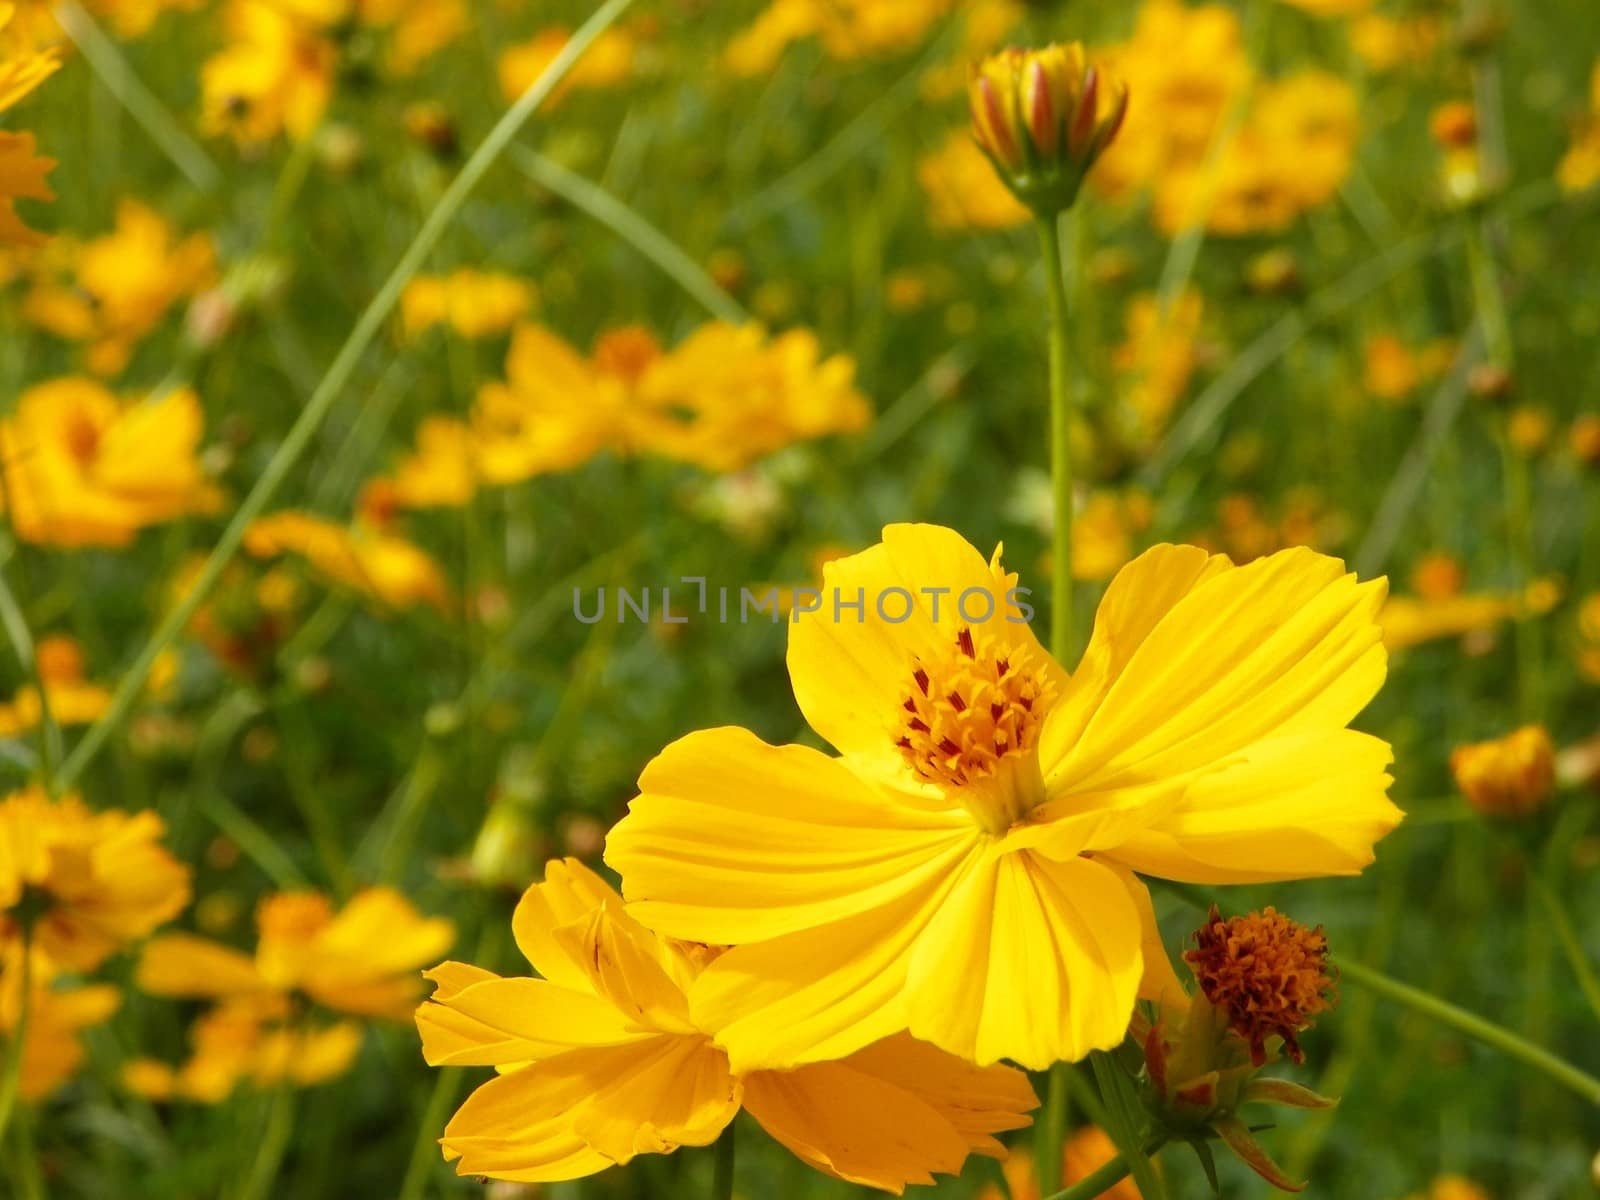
[{"x1": 1136, "y1": 906, "x2": 1339, "y2": 1193}]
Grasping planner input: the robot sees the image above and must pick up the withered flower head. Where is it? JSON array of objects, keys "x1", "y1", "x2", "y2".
[
  {"x1": 967, "y1": 42, "x2": 1128, "y2": 217},
  {"x1": 1184, "y1": 905, "x2": 1336, "y2": 1067}
]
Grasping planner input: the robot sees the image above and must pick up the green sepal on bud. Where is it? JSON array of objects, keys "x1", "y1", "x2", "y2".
[{"x1": 967, "y1": 42, "x2": 1128, "y2": 218}]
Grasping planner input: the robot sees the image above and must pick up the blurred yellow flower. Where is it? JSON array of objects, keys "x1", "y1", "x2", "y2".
[
  {"x1": 401, "y1": 270, "x2": 536, "y2": 340},
  {"x1": 1277, "y1": 0, "x2": 1371, "y2": 14},
  {"x1": 470, "y1": 320, "x2": 870, "y2": 479},
  {"x1": 1558, "y1": 63, "x2": 1600, "y2": 194},
  {"x1": 84, "y1": 0, "x2": 204, "y2": 39},
  {"x1": 139, "y1": 887, "x2": 454, "y2": 1019},
  {"x1": 1380, "y1": 578, "x2": 1560, "y2": 652},
  {"x1": 918, "y1": 131, "x2": 1031, "y2": 232},
  {"x1": 608, "y1": 525, "x2": 1398, "y2": 1071},
  {"x1": 360, "y1": 0, "x2": 466, "y2": 75},
  {"x1": 1069, "y1": 490, "x2": 1154, "y2": 581},
  {"x1": 0, "y1": 378, "x2": 221, "y2": 548},
  {"x1": 725, "y1": 0, "x2": 956, "y2": 77},
  {"x1": 978, "y1": 1126, "x2": 1143, "y2": 1200},
  {"x1": 243, "y1": 510, "x2": 452, "y2": 612},
  {"x1": 920, "y1": 0, "x2": 1024, "y2": 100},
  {"x1": 416, "y1": 858, "x2": 1036, "y2": 1187},
  {"x1": 498, "y1": 26, "x2": 634, "y2": 105},
  {"x1": 1451, "y1": 726, "x2": 1557, "y2": 820},
  {"x1": 0, "y1": 787, "x2": 191, "y2": 971},
  {"x1": 378, "y1": 416, "x2": 478, "y2": 509},
  {"x1": 23, "y1": 198, "x2": 217, "y2": 376},
  {"x1": 1363, "y1": 333, "x2": 1453, "y2": 402},
  {"x1": 1093, "y1": 0, "x2": 1254, "y2": 202},
  {"x1": 1158, "y1": 72, "x2": 1358, "y2": 235},
  {"x1": 2, "y1": 944, "x2": 120, "y2": 1100},
  {"x1": 1506, "y1": 406, "x2": 1553, "y2": 455},
  {"x1": 0, "y1": 1, "x2": 59, "y2": 245},
  {"x1": 0, "y1": 634, "x2": 112, "y2": 738},
  {"x1": 1348, "y1": 13, "x2": 1441, "y2": 72},
  {"x1": 1113, "y1": 290, "x2": 1205, "y2": 444},
  {"x1": 201, "y1": 0, "x2": 336, "y2": 145},
  {"x1": 123, "y1": 995, "x2": 361, "y2": 1103},
  {"x1": 1404, "y1": 1176, "x2": 1493, "y2": 1200}
]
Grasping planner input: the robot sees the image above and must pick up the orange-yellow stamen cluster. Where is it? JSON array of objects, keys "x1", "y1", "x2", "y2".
[
  {"x1": 1184, "y1": 905, "x2": 1335, "y2": 1067},
  {"x1": 896, "y1": 627, "x2": 1053, "y2": 794}
]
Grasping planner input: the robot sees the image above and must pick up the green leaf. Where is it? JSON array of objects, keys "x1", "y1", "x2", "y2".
[{"x1": 1089, "y1": 1048, "x2": 1166, "y2": 1200}]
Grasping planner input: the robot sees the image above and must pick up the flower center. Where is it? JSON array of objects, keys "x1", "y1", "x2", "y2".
[
  {"x1": 896, "y1": 627, "x2": 1055, "y2": 833},
  {"x1": 64, "y1": 410, "x2": 102, "y2": 468}
]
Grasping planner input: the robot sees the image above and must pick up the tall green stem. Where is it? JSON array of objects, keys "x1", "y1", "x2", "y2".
[
  {"x1": 711, "y1": 1121, "x2": 735, "y2": 1199},
  {"x1": 1035, "y1": 1064, "x2": 1069, "y2": 1195},
  {"x1": 1339, "y1": 959, "x2": 1600, "y2": 1104},
  {"x1": 54, "y1": 0, "x2": 639, "y2": 793},
  {"x1": 1036, "y1": 213, "x2": 1075, "y2": 662}
]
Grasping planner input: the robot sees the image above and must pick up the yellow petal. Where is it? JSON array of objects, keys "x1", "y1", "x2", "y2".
[
  {"x1": 1047, "y1": 545, "x2": 1387, "y2": 794},
  {"x1": 742, "y1": 1058, "x2": 970, "y2": 1193},
  {"x1": 551, "y1": 898, "x2": 695, "y2": 1033},
  {"x1": 786, "y1": 523, "x2": 1063, "y2": 779},
  {"x1": 416, "y1": 970, "x2": 647, "y2": 1067},
  {"x1": 905, "y1": 850, "x2": 1143, "y2": 1069},
  {"x1": 1103, "y1": 728, "x2": 1401, "y2": 883},
  {"x1": 136, "y1": 934, "x2": 268, "y2": 998},
  {"x1": 688, "y1": 836, "x2": 982, "y2": 1073},
  {"x1": 606, "y1": 725, "x2": 975, "y2": 944},
  {"x1": 511, "y1": 857, "x2": 621, "y2": 990},
  {"x1": 442, "y1": 1036, "x2": 739, "y2": 1180},
  {"x1": 840, "y1": 1033, "x2": 1038, "y2": 1154}
]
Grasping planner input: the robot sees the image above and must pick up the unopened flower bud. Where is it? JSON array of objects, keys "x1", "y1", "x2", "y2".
[
  {"x1": 968, "y1": 43, "x2": 1128, "y2": 217},
  {"x1": 1451, "y1": 725, "x2": 1557, "y2": 818}
]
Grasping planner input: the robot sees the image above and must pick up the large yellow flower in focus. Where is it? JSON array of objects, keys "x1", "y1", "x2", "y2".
[
  {"x1": 138, "y1": 887, "x2": 454, "y2": 1020},
  {"x1": 0, "y1": 787, "x2": 191, "y2": 971},
  {"x1": 416, "y1": 858, "x2": 1036, "y2": 1190},
  {"x1": 607, "y1": 524, "x2": 1400, "y2": 1071},
  {"x1": 0, "y1": 378, "x2": 221, "y2": 548}
]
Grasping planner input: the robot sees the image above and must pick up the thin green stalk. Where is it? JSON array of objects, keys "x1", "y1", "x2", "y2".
[
  {"x1": 1037, "y1": 213, "x2": 1075, "y2": 662},
  {"x1": 1035, "y1": 1065, "x2": 1069, "y2": 1195},
  {"x1": 711, "y1": 1120, "x2": 735, "y2": 1199},
  {"x1": 1043, "y1": 1138, "x2": 1167, "y2": 1200},
  {"x1": 54, "y1": 0, "x2": 639, "y2": 794},
  {"x1": 1531, "y1": 875, "x2": 1600, "y2": 1025},
  {"x1": 512, "y1": 148, "x2": 746, "y2": 324},
  {"x1": 235, "y1": 1084, "x2": 296, "y2": 1200},
  {"x1": 0, "y1": 561, "x2": 61, "y2": 793},
  {"x1": 397, "y1": 1066, "x2": 462, "y2": 1200},
  {"x1": 53, "y1": 0, "x2": 222, "y2": 192},
  {"x1": 1338, "y1": 958, "x2": 1600, "y2": 1105},
  {"x1": 1499, "y1": 431, "x2": 1544, "y2": 723},
  {"x1": 0, "y1": 929, "x2": 34, "y2": 1146},
  {"x1": 8, "y1": 1108, "x2": 43, "y2": 1200}
]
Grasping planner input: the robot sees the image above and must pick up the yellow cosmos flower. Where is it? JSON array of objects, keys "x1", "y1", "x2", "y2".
[
  {"x1": 0, "y1": 787, "x2": 191, "y2": 971},
  {"x1": 1380, "y1": 579, "x2": 1560, "y2": 652},
  {"x1": 377, "y1": 417, "x2": 478, "y2": 510},
  {"x1": 201, "y1": 0, "x2": 336, "y2": 145},
  {"x1": 1558, "y1": 62, "x2": 1600, "y2": 194},
  {"x1": 243, "y1": 510, "x2": 452, "y2": 612},
  {"x1": 471, "y1": 321, "x2": 870, "y2": 480},
  {"x1": 0, "y1": 378, "x2": 220, "y2": 548},
  {"x1": 1362, "y1": 333, "x2": 1453, "y2": 402},
  {"x1": 138, "y1": 887, "x2": 454, "y2": 1019},
  {"x1": 400, "y1": 270, "x2": 535, "y2": 341},
  {"x1": 497, "y1": 26, "x2": 634, "y2": 105},
  {"x1": 607, "y1": 524, "x2": 1400, "y2": 1071},
  {"x1": 417, "y1": 858, "x2": 1036, "y2": 1189},
  {"x1": 123, "y1": 995, "x2": 361, "y2": 1103},
  {"x1": 0, "y1": 634, "x2": 112, "y2": 738},
  {"x1": 1091, "y1": 0, "x2": 1253, "y2": 202},
  {"x1": 22, "y1": 198, "x2": 217, "y2": 377},
  {"x1": 2, "y1": 945, "x2": 120, "y2": 1100},
  {"x1": 918, "y1": 131, "x2": 1031, "y2": 232},
  {"x1": 1348, "y1": 13, "x2": 1441, "y2": 72}
]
